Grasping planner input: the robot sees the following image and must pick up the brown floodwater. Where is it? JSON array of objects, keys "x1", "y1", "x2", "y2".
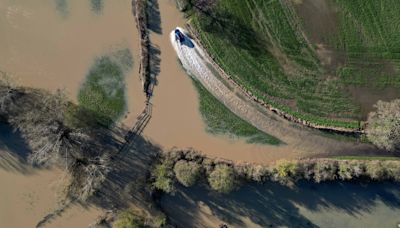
[
  {"x1": 0, "y1": 153, "x2": 103, "y2": 228},
  {"x1": 0, "y1": 0, "x2": 144, "y2": 112},
  {"x1": 0, "y1": 0, "x2": 137, "y2": 227}
]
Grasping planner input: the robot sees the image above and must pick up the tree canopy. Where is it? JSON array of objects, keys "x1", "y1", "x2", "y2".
[{"x1": 367, "y1": 99, "x2": 400, "y2": 152}]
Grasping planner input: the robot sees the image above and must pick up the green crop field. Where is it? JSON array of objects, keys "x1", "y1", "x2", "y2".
[
  {"x1": 190, "y1": 0, "x2": 400, "y2": 129},
  {"x1": 192, "y1": 79, "x2": 282, "y2": 145},
  {"x1": 78, "y1": 49, "x2": 133, "y2": 127}
]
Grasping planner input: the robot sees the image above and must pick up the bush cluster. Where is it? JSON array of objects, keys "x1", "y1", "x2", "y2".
[{"x1": 150, "y1": 149, "x2": 400, "y2": 194}]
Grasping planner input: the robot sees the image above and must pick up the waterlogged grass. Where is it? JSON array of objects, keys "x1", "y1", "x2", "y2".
[
  {"x1": 191, "y1": 0, "x2": 400, "y2": 129},
  {"x1": 333, "y1": 156, "x2": 400, "y2": 161},
  {"x1": 78, "y1": 49, "x2": 133, "y2": 126},
  {"x1": 192, "y1": 79, "x2": 282, "y2": 145},
  {"x1": 55, "y1": 0, "x2": 69, "y2": 17},
  {"x1": 90, "y1": 0, "x2": 104, "y2": 14}
]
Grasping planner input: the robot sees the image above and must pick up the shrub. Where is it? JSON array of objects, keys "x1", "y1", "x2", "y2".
[
  {"x1": 366, "y1": 99, "x2": 400, "y2": 152},
  {"x1": 274, "y1": 160, "x2": 298, "y2": 180},
  {"x1": 337, "y1": 161, "x2": 365, "y2": 180},
  {"x1": 208, "y1": 164, "x2": 237, "y2": 193},
  {"x1": 313, "y1": 160, "x2": 338, "y2": 183},
  {"x1": 174, "y1": 160, "x2": 201, "y2": 187},
  {"x1": 151, "y1": 159, "x2": 175, "y2": 193},
  {"x1": 113, "y1": 210, "x2": 144, "y2": 228},
  {"x1": 384, "y1": 161, "x2": 400, "y2": 181}
]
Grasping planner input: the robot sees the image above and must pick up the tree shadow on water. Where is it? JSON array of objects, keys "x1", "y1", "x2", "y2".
[
  {"x1": 145, "y1": 44, "x2": 161, "y2": 97},
  {"x1": 0, "y1": 122, "x2": 32, "y2": 174},
  {"x1": 147, "y1": 0, "x2": 162, "y2": 34},
  {"x1": 88, "y1": 132, "x2": 162, "y2": 211},
  {"x1": 160, "y1": 181, "x2": 400, "y2": 227}
]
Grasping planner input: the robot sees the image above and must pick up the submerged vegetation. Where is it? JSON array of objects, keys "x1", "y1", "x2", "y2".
[
  {"x1": 54, "y1": 0, "x2": 69, "y2": 18},
  {"x1": 90, "y1": 0, "x2": 104, "y2": 14},
  {"x1": 187, "y1": 0, "x2": 400, "y2": 129},
  {"x1": 192, "y1": 79, "x2": 282, "y2": 145},
  {"x1": 78, "y1": 49, "x2": 133, "y2": 127}
]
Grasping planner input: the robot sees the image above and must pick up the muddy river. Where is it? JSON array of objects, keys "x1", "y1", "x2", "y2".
[{"x1": 0, "y1": 0, "x2": 397, "y2": 227}]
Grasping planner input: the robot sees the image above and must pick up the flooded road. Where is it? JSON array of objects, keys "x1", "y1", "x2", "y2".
[
  {"x1": 161, "y1": 182, "x2": 400, "y2": 227},
  {"x1": 143, "y1": 0, "x2": 384, "y2": 164},
  {"x1": 143, "y1": 0, "x2": 302, "y2": 164}
]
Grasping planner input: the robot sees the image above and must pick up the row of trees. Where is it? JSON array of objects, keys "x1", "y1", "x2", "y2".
[
  {"x1": 151, "y1": 149, "x2": 400, "y2": 194},
  {"x1": 0, "y1": 75, "x2": 112, "y2": 201}
]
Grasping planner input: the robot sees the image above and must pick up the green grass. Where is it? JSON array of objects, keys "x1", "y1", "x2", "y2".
[
  {"x1": 190, "y1": 0, "x2": 400, "y2": 129},
  {"x1": 78, "y1": 49, "x2": 133, "y2": 127},
  {"x1": 192, "y1": 79, "x2": 282, "y2": 145},
  {"x1": 333, "y1": 156, "x2": 400, "y2": 161},
  {"x1": 331, "y1": 0, "x2": 400, "y2": 91}
]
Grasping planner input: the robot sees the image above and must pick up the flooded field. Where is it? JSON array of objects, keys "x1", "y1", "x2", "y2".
[
  {"x1": 0, "y1": 0, "x2": 144, "y2": 113},
  {"x1": 0, "y1": 0, "x2": 399, "y2": 227},
  {"x1": 161, "y1": 182, "x2": 400, "y2": 227},
  {"x1": 0, "y1": 1, "x2": 136, "y2": 227}
]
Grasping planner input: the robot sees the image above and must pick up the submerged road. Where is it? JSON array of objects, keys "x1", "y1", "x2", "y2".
[{"x1": 170, "y1": 27, "x2": 385, "y2": 158}]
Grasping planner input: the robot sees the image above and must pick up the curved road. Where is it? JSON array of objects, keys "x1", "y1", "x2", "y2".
[{"x1": 170, "y1": 27, "x2": 385, "y2": 158}]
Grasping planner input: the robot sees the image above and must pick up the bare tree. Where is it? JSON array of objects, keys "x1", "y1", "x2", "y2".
[
  {"x1": 0, "y1": 72, "x2": 22, "y2": 116},
  {"x1": 8, "y1": 89, "x2": 92, "y2": 166},
  {"x1": 69, "y1": 153, "x2": 111, "y2": 201},
  {"x1": 367, "y1": 99, "x2": 400, "y2": 152}
]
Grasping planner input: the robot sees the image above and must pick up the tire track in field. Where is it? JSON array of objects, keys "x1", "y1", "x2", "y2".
[{"x1": 170, "y1": 27, "x2": 383, "y2": 158}]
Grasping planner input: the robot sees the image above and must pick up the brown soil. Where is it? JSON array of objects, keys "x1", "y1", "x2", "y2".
[{"x1": 347, "y1": 85, "x2": 400, "y2": 119}]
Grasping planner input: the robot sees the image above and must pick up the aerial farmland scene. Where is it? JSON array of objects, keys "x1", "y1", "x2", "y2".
[{"x1": 1, "y1": 0, "x2": 400, "y2": 227}]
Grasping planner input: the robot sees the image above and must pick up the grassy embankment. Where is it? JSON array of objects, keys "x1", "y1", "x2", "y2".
[
  {"x1": 192, "y1": 79, "x2": 282, "y2": 145},
  {"x1": 78, "y1": 49, "x2": 133, "y2": 126},
  {"x1": 190, "y1": 0, "x2": 400, "y2": 129}
]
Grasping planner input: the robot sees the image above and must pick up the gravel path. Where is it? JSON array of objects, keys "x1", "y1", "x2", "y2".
[{"x1": 170, "y1": 27, "x2": 384, "y2": 158}]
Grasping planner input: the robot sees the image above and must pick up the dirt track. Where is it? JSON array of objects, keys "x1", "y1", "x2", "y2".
[{"x1": 170, "y1": 27, "x2": 387, "y2": 158}]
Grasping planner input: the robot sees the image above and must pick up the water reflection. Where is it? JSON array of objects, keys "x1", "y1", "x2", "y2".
[{"x1": 161, "y1": 181, "x2": 400, "y2": 227}]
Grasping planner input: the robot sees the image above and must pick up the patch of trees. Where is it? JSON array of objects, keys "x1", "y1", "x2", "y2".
[
  {"x1": 150, "y1": 149, "x2": 400, "y2": 194},
  {"x1": 367, "y1": 99, "x2": 400, "y2": 152},
  {"x1": 110, "y1": 208, "x2": 166, "y2": 228},
  {"x1": 0, "y1": 76, "x2": 113, "y2": 201}
]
